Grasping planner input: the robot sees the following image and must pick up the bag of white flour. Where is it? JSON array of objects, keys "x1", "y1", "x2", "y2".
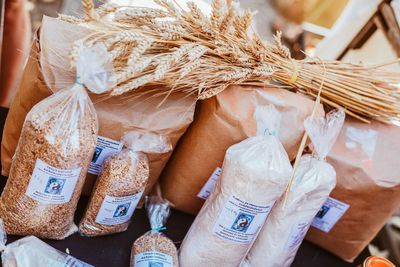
[
  {"x1": 241, "y1": 109, "x2": 345, "y2": 267},
  {"x1": 179, "y1": 104, "x2": 292, "y2": 266}
]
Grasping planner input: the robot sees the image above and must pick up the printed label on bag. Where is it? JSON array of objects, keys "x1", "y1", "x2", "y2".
[
  {"x1": 95, "y1": 191, "x2": 144, "y2": 225},
  {"x1": 311, "y1": 197, "x2": 350, "y2": 232},
  {"x1": 134, "y1": 251, "x2": 173, "y2": 267},
  {"x1": 197, "y1": 167, "x2": 222, "y2": 199},
  {"x1": 25, "y1": 159, "x2": 81, "y2": 204},
  {"x1": 212, "y1": 194, "x2": 274, "y2": 244},
  {"x1": 285, "y1": 222, "x2": 311, "y2": 250},
  {"x1": 88, "y1": 136, "x2": 123, "y2": 175},
  {"x1": 64, "y1": 255, "x2": 94, "y2": 267}
]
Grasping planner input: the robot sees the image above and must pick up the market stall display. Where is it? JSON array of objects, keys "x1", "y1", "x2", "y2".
[
  {"x1": 306, "y1": 117, "x2": 400, "y2": 262},
  {"x1": 79, "y1": 131, "x2": 172, "y2": 237},
  {"x1": 130, "y1": 196, "x2": 178, "y2": 267},
  {"x1": 0, "y1": 47, "x2": 110, "y2": 239},
  {"x1": 242, "y1": 108, "x2": 345, "y2": 267},
  {"x1": 179, "y1": 104, "x2": 292, "y2": 266}
]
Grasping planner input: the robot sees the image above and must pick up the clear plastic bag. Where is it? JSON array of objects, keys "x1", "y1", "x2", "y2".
[
  {"x1": 130, "y1": 196, "x2": 179, "y2": 267},
  {"x1": 0, "y1": 46, "x2": 113, "y2": 239},
  {"x1": 79, "y1": 131, "x2": 172, "y2": 236},
  {"x1": 0, "y1": 219, "x2": 93, "y2": 267},
  {"x1": 241, "y1": 109, "x2": 345, "y2": 267},
  {"x1": 179, "y1": 104, "x2": 293, "y2": 266}
]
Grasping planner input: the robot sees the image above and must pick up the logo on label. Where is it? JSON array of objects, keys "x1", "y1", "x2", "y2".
[
  {"x1": 231, "y1": 212, "x2": 254, "y2": 232},
  {"x1": 44, "y1": 177, "x2": 66, "y2": 195},
  {"x1": 316, "y1": 205, "x2": 330, "y2": 219},
  {"x1": 92, "y1": 147, "x2": 103, "y2": 163},
  {"x1": 113, "y1": 203, "x2": 130, "y2": 217},
  {"x1": 149, "y1": 262, "x2": 163, "y2": 267}
]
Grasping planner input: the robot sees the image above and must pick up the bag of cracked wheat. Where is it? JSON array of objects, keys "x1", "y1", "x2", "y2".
[
  {"x1": 0, "y1": 219, "x2": 93, "y2": 267},
  {"x1": 130, "y1": 196, "x2": 178, "y2": 267},
  {"x1": 79, "y1": 131, "x2": 172, "y2": 237},
  {"x1": 0, "y1": 45, "x2": 115, "y2": 240}
]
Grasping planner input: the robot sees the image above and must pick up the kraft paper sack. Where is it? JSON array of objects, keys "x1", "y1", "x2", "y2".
[
  {"x1": 1, "y1": 16, "x2": 195, "y2": 197},
  {"x1": 306, "y1": 117, "x2": 400, "y2": 262},
  {"x1": 160, "y1": 85, "x2": 323, "y2": 215}
]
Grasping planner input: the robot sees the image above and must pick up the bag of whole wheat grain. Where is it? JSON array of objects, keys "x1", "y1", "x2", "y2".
[
  {"x1": 160, "y1": 85, "x2": 322, "y2": 215},
  {"x1": 179, "y1": 104, "x2": 292, "y2": 266},
  {"x1": 79, "y1": 131, "x2": 172, "y2": 237},
  {"x1": 306, "y1": 117, "x2": 400, "y2": 262},
  {"x1": 0, "y1": 46, "x2": 114, "y2": 239},
  {"x1": 242, "y1": 109, "x2": 345, "y2": 267},
  {"x1": 0, "y1": 219, "x2": 93, "y2": 267},
  {"x1": 130, "y1": 196, "x2": 178, "y2": 267},
  {"x1": 1, "y1": 16, "x2": 196, "y2": 198}
]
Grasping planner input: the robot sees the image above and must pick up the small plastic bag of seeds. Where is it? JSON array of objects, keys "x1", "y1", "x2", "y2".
[
  {"x1": 179, "y1": 104, "x2": 293, "y2": 266},
  {"x1": 0, "y1": 46, "x2": 114, "y2": 239},
  {"x1": 130, "y1": 196, "x2": 179, "y2": 267},
  {"x1": 241, "y1": 109, "x2": 345, "y2": 267},
  {"x1": 0, "y1": 219, "x2": 93, "y2": 267},
  {"x1": 79, "y1": 131, "x2": 172, "y2": 237}
]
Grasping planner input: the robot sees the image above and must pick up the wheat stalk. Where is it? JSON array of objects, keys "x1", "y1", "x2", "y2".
[{"x1": 67, "y1": 0, "x2": 400, "y2": 124}]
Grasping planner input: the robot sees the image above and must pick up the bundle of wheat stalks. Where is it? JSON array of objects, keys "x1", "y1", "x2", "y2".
[{"x1": 60, "y1": 0, "x2": 400, "y2": 123}]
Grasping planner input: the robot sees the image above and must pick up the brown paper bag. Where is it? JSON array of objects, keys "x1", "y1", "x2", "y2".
[
  {"x1": 306, "y1": 117, "x2": 400, "y2": 262},
  {"x1": 1, "y1": 17, "x2": 195, "y2": 197},
  {"x1": 159, "y1": 85, "x2": 322, "y2": 215}
]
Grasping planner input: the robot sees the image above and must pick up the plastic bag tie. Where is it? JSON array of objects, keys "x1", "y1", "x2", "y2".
[
  {"x1": 152, "y1": 227, "x2": 166, "y2": 232},
  {"x1": 75, "y1": 76, "x2": 84, "y2": 86}
]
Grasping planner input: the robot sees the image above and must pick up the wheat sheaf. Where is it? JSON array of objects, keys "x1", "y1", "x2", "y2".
[{"x1": 62, "y1": 0, "x2": 400, "y2": 124}]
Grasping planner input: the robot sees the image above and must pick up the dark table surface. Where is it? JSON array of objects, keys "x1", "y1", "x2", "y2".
[{"x1": 0, "y1": 107, "x2": 368, "y2": 266}]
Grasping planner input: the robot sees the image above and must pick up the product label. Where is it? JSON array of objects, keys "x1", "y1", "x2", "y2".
[
  {"x1": 311, "y1": 197, "x2": 350, "y2": 232},
  {"x1": 212, "y1": 194, "x2": 274, "y2": 244},
  {"x1": 25, "y1": 159, "x2": 81, "y2": 204},
  {"x1": 88, "y1": 136, "x2": 123, "y2": 175},
  {"x1": 64, "y1": 255, "x2": 94, "y2": 267},
  {"x1": 134, "y1": 251, "x2": 173, "y2": 267},
  {"x1": 197, "y1": 167, "x2": 222, "y2": 200},
  {"x1": 285, "y1": 222, "x2": 311, "y2": 250},
  {"x1": 95, "y1": 191, "x2": 144, "y2": 225}
]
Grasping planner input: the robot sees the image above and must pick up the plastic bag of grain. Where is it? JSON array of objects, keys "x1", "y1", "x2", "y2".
[
  {"x1": 0, "y1": 46, "x2": 114, "y2": 239},
  {"x1": 0, "y1": 219, "x2": 93, "y2": 267},
  {"x1": 130, "y1": 196, "x2": 178, "y2": 267},
  {"x1": 241, "y1": 109, "x2": 345, "y2": 267},
  {"x1": 79, "y1": 131, "x2": 172, "y2": 237},
  {"x1": 179, "y1": 104, "x2": 293, "y2": 266}
]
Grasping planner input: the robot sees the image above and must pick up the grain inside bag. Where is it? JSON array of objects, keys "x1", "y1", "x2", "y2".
[
  {"x1": 130, "y1": 196, "x2": 178, "y2": 267},
  {"x1": 306, "y1": 117, "x2": 400, "y2": 262},
  {"x1": 0, "y1": 46, "x2": 114, "y2": 239},
  {"x1": 79, "y1": 131, "x2": 172, "y2": 237},
  {"x1": 242, "y1": 109, "x2": 345, "y2": 267},
  {"x1": 179, "y1": 104, "x2": 292, "y2": 266},
  {"x1": 160, "y1": 85, "x2": 322, "y2": 215}
]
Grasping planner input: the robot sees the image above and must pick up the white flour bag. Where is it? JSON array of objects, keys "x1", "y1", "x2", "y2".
[
  {"x1": 179, "y1": 104, "x2": 292, "y2": 266},
  {"x1": 241, "y1": 109, "x2": 345, "y2": 267},
  {"x1": 0, "y1": 219, "x2": 93, "y2": 267}
]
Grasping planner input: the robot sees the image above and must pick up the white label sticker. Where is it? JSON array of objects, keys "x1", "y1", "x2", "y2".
[
  {"x1": 311, "y1": 197, "x2": 350, "y2": 232},
  {"x1": 197, "y1": 167, "x2": 222, "y2": 200},
  {"x1": 88, "y1": 136, "x2": 123, "y2": 175},
  {"x1": 64, "y1": 255, "x2": 94, "y2": 267},
  {"x1": 285, "y1": 222, "x2": 311, "y2": 250},
  {"x1": 25, "y1": 159, "x2": 81, "y2": 204},
  {"x1": 95, "y1": 191, "x2": 144, "y2": 225},
  {"x1": 134, "y1": 251, "x2": 173, "y2": 267},
  {"x1": 212, "y1": 194, "x2": 274, "y2": 244}
]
